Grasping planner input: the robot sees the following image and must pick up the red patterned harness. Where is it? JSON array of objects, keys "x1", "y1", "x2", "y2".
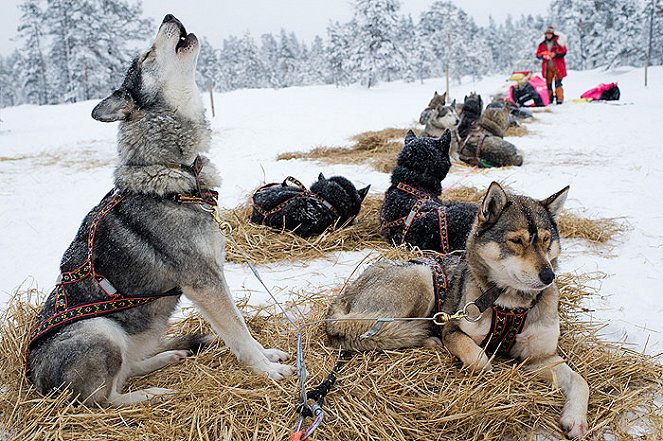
[
  {"x1": 29, "y1": 157, "x2": 218, "y2": 349},
  {"x1": 381, "y1": 182, "x2": 450, "y2": 253},
  {"x1": 251, "y1": 176, "x2": 339, "y2": 224},
  {"x1": 481, "y1": 305, "x2": 529, "y2": 356}
]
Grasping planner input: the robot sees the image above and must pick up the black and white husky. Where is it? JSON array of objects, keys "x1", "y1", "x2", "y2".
[{"x1": 27, "y1": 15, "x2": 293, "y2": 406}]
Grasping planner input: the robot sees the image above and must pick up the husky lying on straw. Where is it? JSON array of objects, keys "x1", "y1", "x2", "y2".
[
  {"x1": 27, "y1": 15, "x2": 293, "y2": 406},
  {"x1": 326, "y1": 182, "x2": 589, "y2": 439},
  {"x1": 250, "y1": 174, "x2": 369, "y2": 237}
]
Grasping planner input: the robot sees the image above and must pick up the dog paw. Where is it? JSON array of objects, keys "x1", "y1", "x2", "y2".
[
  {"x1": 161, "y1": 349, "x2": 192, "y2": 365},
  {"x1": 263, "y1": 347, "x2": 290, "y2": 362},
  {"x1": 261, "y1": 362, "x2": 295, "y2": 380},
  {"x1": 560, "y1": 412, "x2": 588, "y2": 439},
  {"x1": 144, "y1": 387, "x2": 178, "y2": 402},
  {"x1": 464, "y1": 353, "x2": 493, "y2": 372},
  {"x1": 424, "y1": 337, "x2": 442, "y2": 347}
]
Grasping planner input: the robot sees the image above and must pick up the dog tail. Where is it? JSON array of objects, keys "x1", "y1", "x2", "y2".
[
  {"x1": 325, "y1": 306, "x2": 430, "y2": 352},
  {"x1": 160, "y1": 333, "x2": 215, "y2": 354}
]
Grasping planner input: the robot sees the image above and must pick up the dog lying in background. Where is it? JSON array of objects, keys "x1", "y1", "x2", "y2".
[
  {"x1": 380, "y1": 130, "x2": 478, "y2": 253},
  {"x1": 250, "y1": 174, "x2": 370, "y2": 237},
  {"x1": 27, "y1": 15, "x2": 293, "y2": 407},
  {"x1": 326, "y1": 182, "x2": 589, "y2": 439},
  {"x1": 458, "y1": 94, "x2": 524, "y2": 168}
]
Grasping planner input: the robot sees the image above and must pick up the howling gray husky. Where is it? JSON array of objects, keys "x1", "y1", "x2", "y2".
[{"x1": 27, "y1": 15, "x2": 293, "y2": 406}]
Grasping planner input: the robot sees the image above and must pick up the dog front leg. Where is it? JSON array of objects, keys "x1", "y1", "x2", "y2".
[
  {"x1": 182, "y1": 282, "x2": 294, "y2": 380},
  {"x1": 526, "y1": 355, "x2": 589, "y2": 439},
  {"x1": 442, "y1": 325, "x2": 492, "y2": 372}
]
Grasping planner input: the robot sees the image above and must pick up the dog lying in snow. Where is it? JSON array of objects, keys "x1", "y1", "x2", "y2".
[
  {"x1": 250, "y1": 174, "x2": 370, "y2": 237},
  {"x1": 458, "y1": 94, "x2": 523, "y2": 168}
]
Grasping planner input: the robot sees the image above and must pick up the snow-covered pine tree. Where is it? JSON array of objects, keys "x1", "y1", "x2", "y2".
[
  {"x1": 0, "y1": 52, "x2": 22, "y2": 108},
  {"x1": 42, "y1": 0, "x2": 150, "y2": 103},
  {"x1": 218, "y1": 36, "x2": 242, "y2": 91},
  {"x1": 16, "y1": 0, "x2": 49, "y2": 105},
  {"x1": 349, "y1": 0, "x2": 403, "y2": 88},
  {"x1": 86, "y1": 0, "x2": 151, "y2": 95},
  {"x1": 276, "y1": 29, "x2": 299, "y2": 88},
  {"x1": 197, "y1": 37, "x2": 222, "y2": 90},
  {"x1": 419, "y1": 1, "x2": 488, "y2": 82},
  {"x1": 512, "y1": 14, "x2": 547, "y2": 74},
  {"x1": 301, "y1": 35, "x2": 328, "y2": 85},
  {"x1": 259, "y1": 33, "x2": 279, "y2": 87},
  {"x1": 326, "y1": 20, "x2": 355, "y2": 87},
  {"x1": 235, "y1": 32, "x2": 266, "y2": 89}
]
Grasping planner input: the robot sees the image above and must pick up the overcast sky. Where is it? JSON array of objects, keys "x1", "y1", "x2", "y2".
[{"x1": 0, "y1": 0, "x2": 552, "y2": 56}]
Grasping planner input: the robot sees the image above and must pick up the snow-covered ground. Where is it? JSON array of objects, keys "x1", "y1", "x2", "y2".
[{"x1": 0, "y1": 66, "x2": 661, "y2": 356}]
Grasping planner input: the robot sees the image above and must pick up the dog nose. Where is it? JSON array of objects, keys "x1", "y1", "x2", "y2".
[
  {"x1": 163, "y1": 14, "x2": 177, "y2": 23},
  {"x1": 539, "y1": 268, "x2": 555, "y2": 285}
]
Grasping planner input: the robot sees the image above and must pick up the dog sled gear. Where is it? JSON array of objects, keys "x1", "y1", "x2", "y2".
[
  {"x1": 380, "y1": 182, "x2": 450, "y2": 254},
  {"x1": 28, "y1": 190, "x2": 181, "y2": 349},
  {"x1": 580, "y1": 82, "x2": 620, "y2": 101},
  {"x1": 508, "y1": 75, "x2": 550, "y2": 107},
  {"x1": 458, "y1": 126, "x2": 493, "y2": 168},
  {"x1": 251, "y1": 176, "x2": 340, "y2": 224},
  {"x1": 29, "y1": 156, "x2": 218, "y2": 350},
  {"x1": 409, "y1": 254, "x2": 462, "y2": 336},
  {"x1": 478, "y1": 288, "x2": 544, "y2": 356},
  {"x1": 291, "y1": 332, "x2": 352, "y2": 441}
]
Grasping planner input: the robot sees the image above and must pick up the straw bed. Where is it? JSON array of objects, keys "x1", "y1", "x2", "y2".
[
  {"x1": 277, "y1": 127, "x2": 412, "y2": 173},
  {"x1": 1, "y1": 274, "x2": 660, "y2": 440},
  {"x1": 223, "y1": 189, "x2": 624, "y2": 265}
]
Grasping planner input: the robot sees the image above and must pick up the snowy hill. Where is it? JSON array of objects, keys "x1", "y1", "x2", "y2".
[{"x1": 0, "y1": 66, "x2": 661, "y2": 355}]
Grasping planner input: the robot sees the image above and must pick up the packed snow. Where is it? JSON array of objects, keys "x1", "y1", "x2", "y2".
[{"x1": 0, "y1": 66, "x2": 661, "y2": 357}]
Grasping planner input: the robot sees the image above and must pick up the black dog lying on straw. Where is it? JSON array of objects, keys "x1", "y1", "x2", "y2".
[
  {"x1": 250, "y1": 174, "x2": 370, "y2": 237},
  {"x1": 380, "y1": 130, "x2": 478, "y2": 252}
]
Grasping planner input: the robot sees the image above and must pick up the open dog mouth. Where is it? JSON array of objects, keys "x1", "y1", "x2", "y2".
[{"x1": 163, "y1": 14, "x2": 197, "y2": 53}]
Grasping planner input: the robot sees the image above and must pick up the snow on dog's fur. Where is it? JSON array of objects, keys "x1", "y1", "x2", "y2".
[
  {"x1": 380, "y1": 130, "x2": 478, "y2": 252},
  {"x1": 27, "y1": 15, "x2": 293, "y2": 407},
  {"x1": 250, "y1": 174, "x2": 369, "y2": 237}
]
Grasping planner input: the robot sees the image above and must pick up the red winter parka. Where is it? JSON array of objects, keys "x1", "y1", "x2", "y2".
[{"x1": 536, "y1": 34, "x2": 567, "y2": 79}]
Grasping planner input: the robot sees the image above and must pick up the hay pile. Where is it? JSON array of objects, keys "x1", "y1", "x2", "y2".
[
  {"x1": 277, "y1": 127, "x2": 412, "y2": 173},
  {"x1": 1, "y1": 274, "x2": 661, "y2": 440},
  {"x1": 504, "y1": 124, "x2": 529, "y2": 137},
  {"x1": 223, "y1": 188, "x2": 624, "y2": 264}
]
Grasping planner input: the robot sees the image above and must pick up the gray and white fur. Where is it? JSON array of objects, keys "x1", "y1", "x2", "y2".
[{"x1": 27, "y1": 15, "x2": 293, "y2": 406}]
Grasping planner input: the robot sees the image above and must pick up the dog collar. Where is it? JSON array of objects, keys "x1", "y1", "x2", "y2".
[{"x1": 165, "y1": 155, "x2": 219, "y2": 207}]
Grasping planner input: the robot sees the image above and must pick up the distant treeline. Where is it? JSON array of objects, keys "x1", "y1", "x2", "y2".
[{"x1": 0, "y1": 0, "x2": 661, "y2": 107}]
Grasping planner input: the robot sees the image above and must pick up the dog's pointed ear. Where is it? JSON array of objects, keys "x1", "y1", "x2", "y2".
[
  {"x1": 405, "y1": 129, "x2": 417, "y2": 144},
  {"x1": 436, "y1": 130, "x2": 451, "y2": 156},
  {"x1": 318, "y1": 173, "x2": 326, "y2": 181},
  {"x1": 479, "y1": 182, "x2": 509, "y2": 226},
  {"x1": 451, "y1": 99, "x2": 456, "y2": 107},
  {"x1": 358, "y1": 185, "x2": 370, "y2": 201},
  {"x1": 541, "y1": 185, "x2": 569, "y2": 222},
  {"x1": 92, "y1": 89, "x2": 135, "y2": 122},
  {"x1": 441, "y1": 91, "x2": 446, "y2": 103}
]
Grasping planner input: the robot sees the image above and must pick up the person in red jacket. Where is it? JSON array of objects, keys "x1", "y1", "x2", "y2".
[{"x1": 536, "y1": 26, "x2": 567, "y2": 104}]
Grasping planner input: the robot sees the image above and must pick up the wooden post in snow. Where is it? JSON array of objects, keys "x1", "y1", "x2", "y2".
[
  {"x1": 208, "y1": 83, "x2": 216, "y2": 118},
  {"x1": 445, "y1": 67, "x2": 449, "y2": 101}
]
